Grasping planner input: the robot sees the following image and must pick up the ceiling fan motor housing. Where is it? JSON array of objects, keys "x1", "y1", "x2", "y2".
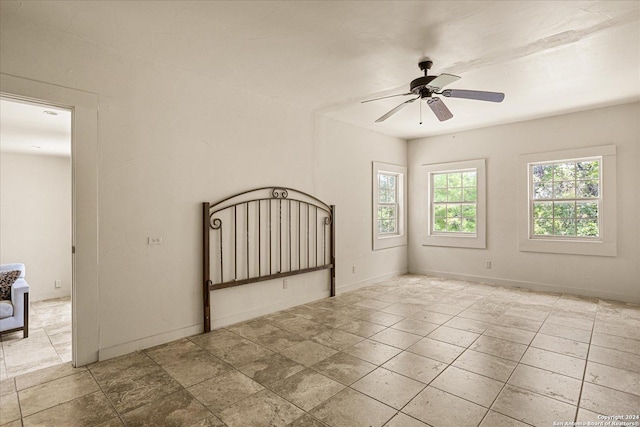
[
  {"x1": 410, "y1": 76, "x2": 437, "y2": 97},
  {"x1": 418, "y1": 60, "x2": 433, "y2": 71}
]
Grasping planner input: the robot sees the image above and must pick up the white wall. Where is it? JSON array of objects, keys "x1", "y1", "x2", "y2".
[
  {"x1": 0, "y1": 13, "x2": 407, "y2": 359},
  {"x1": 408, "y1": 102, "x2": 640, "y2": 303},
  {"x1": 314, "y1": 116, "x2": 408, "y2": 290},
  {"x1": 208, "y1": 117, "x2": 408, "y2": 332},
  {"x1": 0, "y1": 152, "x2": 72, "y2": 301}
]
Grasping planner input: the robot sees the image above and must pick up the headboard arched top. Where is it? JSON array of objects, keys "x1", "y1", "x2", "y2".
[
  {"x1": 208, "y1": 187, "x2": 332, "y2": 218},
  {"x1": 202, "y1": 186, "x2": 335, "y2": 332}
]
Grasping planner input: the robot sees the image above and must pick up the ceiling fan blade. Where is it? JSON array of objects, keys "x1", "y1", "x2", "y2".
[
  {"x1": 375, "y1": 97, "x2": 419, "y2": 122},
  {"x1": 441, "y1": 89, "x2": 505, "y2": 102},
  {"x1": 362, "y1": 93, "x2": 414, "y2": 103},
  {"x1": 426, "y1": 73, "x2": 461, "y2": 91},
  {"x1": 427, "y1": 97, "x2": 453, "y2": 122}
]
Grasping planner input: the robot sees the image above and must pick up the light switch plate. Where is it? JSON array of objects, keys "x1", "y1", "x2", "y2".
[{"x1": 148, "y1": 237, "x2": 163, "y2": 245}]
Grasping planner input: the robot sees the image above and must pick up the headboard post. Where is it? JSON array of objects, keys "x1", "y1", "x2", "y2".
[
  {"x1": 330, "y1": 204, "x2": 336, "y2": 297},
  {"x1": 202, "y1": 202, "x2": 211, "y2": 333}
]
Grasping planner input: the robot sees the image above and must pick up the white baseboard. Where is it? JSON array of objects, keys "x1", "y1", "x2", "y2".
[
  {"x1": 337, "y1": 269, "x2": 408, "y2": 294},
  {"x1": 98, "y1": 323, "x2": 203, "y2": 362},
  {"x1": 96, "y1": 269, "x2": 409, "y2": 362},
  {"x1": 97, "y1": 291, "x2": 331, "y2": 361},
  {"x1": 211, "y1": 269, "x2": 409, "y2": 328},
  {"x1": 412, "y1": 268, "x2": 640, "y2": 304},
  {"x1": 210, "y1": 289, "x2": 331, "y2": 329}
]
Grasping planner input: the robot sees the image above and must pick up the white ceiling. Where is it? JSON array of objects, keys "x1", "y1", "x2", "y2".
[
  {"x1": 1, "y1": 1, "x2": 638, "y2": 140},
  {"x1": 0, "y1": 99, "x2": 71, "y2": 157}
]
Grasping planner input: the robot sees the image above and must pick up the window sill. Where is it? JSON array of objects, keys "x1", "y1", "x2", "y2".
[
  {"x1": 422, "y1": 234, "x2": 486, "y2": 249},
  {"x1": 374, "y1": 234, "x2": 407, "y2": 250},
  {"x1": 519, "y1": 238, "x2": 616, "y2": 257}
]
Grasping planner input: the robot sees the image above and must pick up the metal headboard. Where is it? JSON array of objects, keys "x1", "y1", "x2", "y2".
[{"x1": 202, "y1": 187, "x2": 335, "y2": 332}]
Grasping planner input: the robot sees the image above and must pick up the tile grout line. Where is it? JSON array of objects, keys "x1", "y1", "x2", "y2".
[
  {"x1": 10, "y1": 280, "x2": 638, "y2": 426},
  {"x1": 43, "y1": 323, "x2": 65, "y2": 366},
  {"x1": 15, "y1": 373, "x2": 109, "y2": 424},
  {"x1": 375, "y1": 302, "x2": 517, "y2": 427},
  {"x1": 329, "y1": 306, "x2": 429, "y2": 427},
  {"x1": 398, "y1": 332, "x2": 484, "y2": 425},
  {"x1": 15, "y1": 375, "x2": 24, "y2": 425},
  {"x1": 304, "y1": 287, "x2": 637, "y2": 424},
  {"x1": 187, "y1": 325, "x2": 381, "y2": 423},
  {"x1": 474, "y1": 293, "x2": 561, "y2": 427},
  {"x1": 401, "y1": 323, "x2": 636, "y2": 418},
  {"x1": 146, "y1": 340, "x2": 248, "y2": 424},
  {"x1": 84, "y1": 366, "x2": 129, "y2": 427},
  {"x1": 2, "y1": 297, "x2": 72, "y2": 379},
  {"x1": 0, "y1": 342, "x2": 8, "y2": 382},
  {"x1": 198, "y1": 324, "x2": 362, "y2": 425},
  {"x1": 573, "y1": 300, "x2": 598, "y2": 424},
  {"x1": 589, "y1": 340, "x2": 640, "y2": 357},
  {"x1": 298, "y1": 282, "x2": 624, "y2": 426},
  {"x1": 235, "y1": 301, "x2": 436, "y2": 425}
]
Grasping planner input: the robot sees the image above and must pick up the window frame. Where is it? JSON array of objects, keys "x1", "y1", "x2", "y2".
[
  {"x1": 518, "y1": 145, "x2": 617, "y2": 257},
  {"x1": 422, "y1": 159, "x2": 487, "y2": 249},
  {"x1": 528, "y1": 157, "x2": 601, "y2": 240},
  {"x1": 377, "y1": 172, "x2": 399, "y2": 236},
  {"x1": 431, "y1": 168, "x2": 479, "y2": 236},
  {"x1": 373, "y1": 162, "x2": 407, "y2": 250}
]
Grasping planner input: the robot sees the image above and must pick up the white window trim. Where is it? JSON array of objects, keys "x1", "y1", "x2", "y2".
[
  {"x1": 518, "y1": 144, "x2": 617, "y2": 257},
  {"x1": 373, "y1": 162, "x2": 407, "y2": 250},
  {"x1": 422, "y1": 159, "x2": 486, "y2": 249}
]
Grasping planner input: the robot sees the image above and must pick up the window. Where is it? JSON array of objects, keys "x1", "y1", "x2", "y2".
[
  {"x1": 373, "y1": 162, "x2": 407, "y2": 250},
  {"x1": 530, "y1": 159, "x2": 600, "y2": 239},
  {"x1": 377, "y1": 173, "x2": 399, "y2": 235},
  {"x1": 518, "y1": 145, "x2": 616, "y2": 256},
  {"x1": 423, "y1": 159, "x2": 486, "y2": 249},
  {"x1": 432, "y1": 170, "x2": 478, "y2": 234}
]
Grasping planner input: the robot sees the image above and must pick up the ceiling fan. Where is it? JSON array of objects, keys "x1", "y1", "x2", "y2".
[{"x1": 363, "y1": 60, "x2": 505, "y2": 123}]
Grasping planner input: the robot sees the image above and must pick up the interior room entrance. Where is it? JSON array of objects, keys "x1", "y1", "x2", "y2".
[{"x1": 0, "y1": 98, "x2": 73, "y2": 379}]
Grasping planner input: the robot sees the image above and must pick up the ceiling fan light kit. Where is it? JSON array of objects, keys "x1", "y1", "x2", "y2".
[{"x1": 364, "y1": 59, "x2": 505, "y2": 123}]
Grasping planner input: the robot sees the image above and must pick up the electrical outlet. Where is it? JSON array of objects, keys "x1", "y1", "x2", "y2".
[
  {"x1": 352, "y1": 265, "x2": 357, "y2": 274},
  {"x1": 55, "y1": 280, "x2": 62, "y2": 288},
  {"x1": 283, "y1": 279, "x2": 288, "y2": 289},
  {"x1": 485, "y1": 261, "x2": 492, "y2": 269},
  {"x1": 148, "y1": 236, "x2": 163, "y2": 245}
]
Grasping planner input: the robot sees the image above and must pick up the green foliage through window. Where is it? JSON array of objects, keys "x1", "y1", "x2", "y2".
[
  {"x1": 378, "y1": 174, "x2": 397, "y2": 204},
  {"x1": 531, "y1": 159, "x2": 600, "y2": 238},
  {"x1": 378, "y1": 172, "x2": 398, "y2": 235},
  {"x1": 432, "y1": 170, "x2": 477, "y2": 234}
]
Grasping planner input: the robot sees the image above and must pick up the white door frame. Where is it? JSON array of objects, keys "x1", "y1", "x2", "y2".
[{"x1": 1, "y1": 73, "x2": 100, "y2": 366}]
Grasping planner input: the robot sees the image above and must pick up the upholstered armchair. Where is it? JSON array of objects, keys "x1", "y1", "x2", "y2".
[{"x1": 0, "y1": 263, "x2": 29, "y2": 338}]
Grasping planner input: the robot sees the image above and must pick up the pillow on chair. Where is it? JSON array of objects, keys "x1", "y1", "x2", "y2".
[{"x1": 0, "y1": 270, "x2": 21, "y2": 300}]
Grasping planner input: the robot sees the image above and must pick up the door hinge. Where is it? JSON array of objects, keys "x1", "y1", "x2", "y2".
[{"x1": 72, "y1": 246, "x2": 76, "y2": 254}]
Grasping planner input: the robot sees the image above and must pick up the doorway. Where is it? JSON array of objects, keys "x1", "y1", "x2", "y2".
[
  {"x1": 1, "y1": 73, "x2": 100, "y2": 368},
  {"x1": 0, "y1": 98, "x2": 72, "y2": 378}
]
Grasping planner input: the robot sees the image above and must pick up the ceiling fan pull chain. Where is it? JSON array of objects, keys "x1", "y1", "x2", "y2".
[{"x1": 419, "y1": 98, "x2": 423, "y2": 125}]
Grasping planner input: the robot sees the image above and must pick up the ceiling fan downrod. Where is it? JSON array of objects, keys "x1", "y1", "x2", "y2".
[
  {"x1": 418, "y1": 60, "x2": 433, "y2": 75},
  {"x1": 411, "y1": 61, "x2": 438, "y2": 97}
]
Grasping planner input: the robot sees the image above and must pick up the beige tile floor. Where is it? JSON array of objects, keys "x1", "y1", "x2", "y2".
[
  {"x1": 1, "y1": 276, "x2": 639, "y2": 426},
  {"x1": 0, "y1": 296, "x2": 71, "y2": 380}
]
